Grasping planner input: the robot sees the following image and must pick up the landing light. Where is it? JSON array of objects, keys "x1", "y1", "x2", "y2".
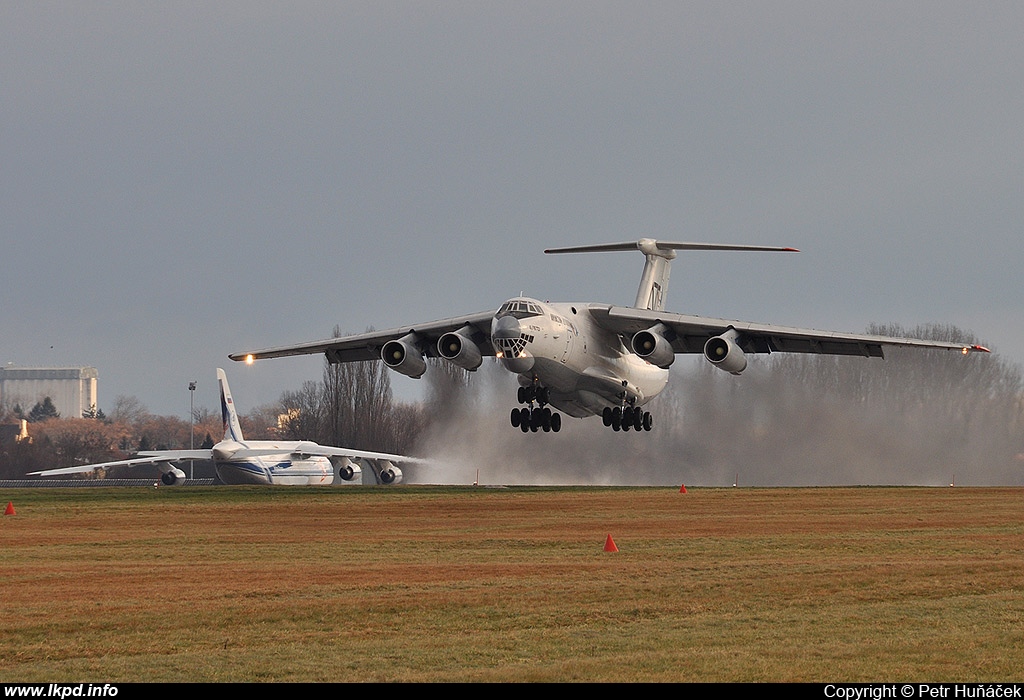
[{"x1": 245, "y1": 354, "x2": 255, "y2": 365}]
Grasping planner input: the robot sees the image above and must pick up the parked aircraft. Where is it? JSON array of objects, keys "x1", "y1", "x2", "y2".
[
  {"x1": 30, "y1": 368, "x2": 416, "y2": 484},
  {"x1": 229, "y1": 240, "x2": 989, "y2": 434}
]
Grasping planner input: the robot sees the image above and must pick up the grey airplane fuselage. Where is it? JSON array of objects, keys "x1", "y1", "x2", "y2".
[{"x1": 491, "y1": 297, "x2": 668, "y2": 418}]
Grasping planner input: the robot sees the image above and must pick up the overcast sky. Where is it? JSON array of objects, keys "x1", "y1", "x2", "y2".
[{"x1": 2, "y1": 2, "x2": 1022, "y2": 418}]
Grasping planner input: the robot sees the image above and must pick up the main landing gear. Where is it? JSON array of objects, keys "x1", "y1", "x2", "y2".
[
  {"x1": 510, "y1": 385, "x2": 562, "y2": 433},
  {"x1": 602, "y1": 405, "x2": 653, "y2": 432}
]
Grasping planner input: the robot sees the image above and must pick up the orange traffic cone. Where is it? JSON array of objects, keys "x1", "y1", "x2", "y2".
[
  {"x1": 679, "y1": 484, "x2": 687, "y2": 493},
  {"x1": 604, "y1": 534, "x2": 618, "y2": 552},
  {"x1": 4, "y1": 501, "x2": 15, "y2": 516}
]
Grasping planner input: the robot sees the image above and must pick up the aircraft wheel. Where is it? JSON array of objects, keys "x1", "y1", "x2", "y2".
[
  {"x1": 633, "y1": 410, "x2": 643, "y2": 431},
  {"x1": 517, "y1": 387, "x2": 527, "y2": 404},
  {"x1": 642, "y1": 412, "x2": 653, "y2": 432},
  {"x1": 551, "y1": 413, "x2": 561, "y2": 432},
  {"x1": 511, "y1": 408, "x2": 521, "y2": 428},
  {"x1": 530, "y1": 409, "x2": 542, "y2": 431},
  {"x1": 602, "y1": 407, "x2": 612, "y2": 426}
]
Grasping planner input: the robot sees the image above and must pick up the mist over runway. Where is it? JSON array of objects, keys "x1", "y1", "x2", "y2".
[{"x1": 415, "y1": 330, "x2": 1022, "y2": 487}]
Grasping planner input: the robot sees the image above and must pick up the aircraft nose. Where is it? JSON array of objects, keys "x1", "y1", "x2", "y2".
[
  {"x1": 491, "y1": 313, "x2": 534, "y2": 370},
  {"x1": 492, "y1": 314, "x2": 522, "y2": 340}
]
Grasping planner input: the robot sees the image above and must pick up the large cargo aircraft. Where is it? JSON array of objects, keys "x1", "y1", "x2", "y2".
[
  {"x1": 31, "y1": 368, "x2": 417, "y2": 485},
  {"x1": 230, "y1": 240, "x2": 989, "y2": 434}
]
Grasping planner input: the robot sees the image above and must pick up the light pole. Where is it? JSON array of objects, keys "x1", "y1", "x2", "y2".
[{"x1": 189, "y1": 381, "x2": 197, "y2": 480}]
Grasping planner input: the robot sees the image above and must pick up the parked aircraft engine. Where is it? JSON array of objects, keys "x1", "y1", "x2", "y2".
[
  {"x1": 437, "y1": 328, "x2": 483, "y2": 371},
  {"x1": 704, "y1": 329, "x2": 747, "y2": 375},
  {"x1": 631, "y1": 324, "x2": 676, "y2": 368},
  {"x1": 381, "y1": 334, "x2": 427, "y2": 378},
  {"x1": 160, "y1": 467, "x2": 187, "y2": 486},
  {"x1": 376, "y1": 460, "x2": 404, "y2": 485},
  {"x1": 334, "y1": 457, "x2": 363, "y2": 483}
]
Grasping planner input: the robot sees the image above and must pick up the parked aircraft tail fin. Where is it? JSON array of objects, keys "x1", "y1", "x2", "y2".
[{"x1": 217, "y1": 368, "x2": 245, "y2": 442}]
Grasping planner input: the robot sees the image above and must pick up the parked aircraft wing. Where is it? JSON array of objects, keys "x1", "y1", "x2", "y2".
[
  {"x1": 29, "y1": 451, "x2": 210, "y2": 477},
  {"x1": 588, "y1": 304, "x2": 991, "y2": 357},
  {"x1": 236, "y1": 443, "x2": 433, "y2": 465},
  {"x1": 228, "y1": 311, "x2": 496, "y2": 364}
]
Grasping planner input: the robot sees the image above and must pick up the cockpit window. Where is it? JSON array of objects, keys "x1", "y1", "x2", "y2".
[{"x1": 497, "y1": 300, "x2": 543, "y2": 319}]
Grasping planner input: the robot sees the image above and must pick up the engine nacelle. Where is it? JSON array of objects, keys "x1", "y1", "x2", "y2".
[
  {"x1": 376, "y1": 460, "x2": 404, "y2": 485},
  {"x1": 631, "y1": 324, "x2": 676, "y2": 368},
  {"x1": 160, "y1": 467, "x2": 187, "y2": 486},
  {"x1": 334, "y1": 457, "x2": 363, "y2": 483},
  {"x1": 437, "y1": 328, "x2": 483, "y2": 371},
  {"x1": 704, "y1": 329, "x2": 747, "y2": 375},
  {"x1": 381, "y1": 334, "x2": 427, "y2": 378}
]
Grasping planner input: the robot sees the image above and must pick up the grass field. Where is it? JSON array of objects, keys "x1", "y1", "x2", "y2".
[{"x1": 1, "y1": 485, "x2": 1023, "y2": 682}]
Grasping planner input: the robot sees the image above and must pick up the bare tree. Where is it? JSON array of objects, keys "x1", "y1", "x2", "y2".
[
  {"x1": 320, "y1": 326, "x2": 405, "y2": 451},
  {"x1": 110, "y1": 395, "x2": 150, "y2": 425},
  {"x1": 279, "y1": 380, "x2": 326, "y2": 441}
]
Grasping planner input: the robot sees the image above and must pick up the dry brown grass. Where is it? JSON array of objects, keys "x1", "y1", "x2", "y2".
[{"x1": 1, "y1": 485, "x2": 1023, "y2": 682}]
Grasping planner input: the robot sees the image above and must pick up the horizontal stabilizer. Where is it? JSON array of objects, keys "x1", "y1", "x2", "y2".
[
  {"x1": 546, "y1": 239, "x2": 798, "y2": 311},
  {"x1": 544, "y1": 240, "x2": 799, "y2": 255}
]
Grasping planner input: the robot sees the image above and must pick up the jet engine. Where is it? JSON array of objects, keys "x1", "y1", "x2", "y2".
[
  {"x1": 704, "y1": 329, "x2": 747, "y2": 375},
  {"x1": 376, "y1": 460, "x2": 404, "y2": 485},
  {"x1": 631, "y1": 324, "x2": 676, "y2": 368},
  {"x1": 334, "y1": 457, "x2": 363, "y2": 483},
  {"x1": 160, "y1": 466, "x2": 187, "y2": 486},
  {"x1": 437, "y1": 327, "x2": 483, "y2": 371},
  {"x1": 381, "y1": 334, "x2": 427, "y2": 378}
]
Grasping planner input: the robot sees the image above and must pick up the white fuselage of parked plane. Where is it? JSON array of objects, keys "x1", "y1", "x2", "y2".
[
  {"x1": 211, "y1": 439, "x2": 335, "y2": 485},
  {"x1": 492, "y1": 297, "x2": 668, "y2": 418}
]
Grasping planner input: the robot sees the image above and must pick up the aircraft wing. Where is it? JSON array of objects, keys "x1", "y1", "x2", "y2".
[
  {"x1": 228, "y1": 311, "x2": 496, "y2": 364},
  {"x1": 28, "y1": 451, "x2": 212, "y2": 477},
  {"x1": 587, "y1": 304, "x2": 991, "y2": 357},
  {"x1": 235, "y1": 443, "x2": 434, "y2": 465}
]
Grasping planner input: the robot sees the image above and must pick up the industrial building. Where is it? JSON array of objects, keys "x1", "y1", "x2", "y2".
[{"x1": 0, "y1": 366, "x2": 98, "y2": 419}]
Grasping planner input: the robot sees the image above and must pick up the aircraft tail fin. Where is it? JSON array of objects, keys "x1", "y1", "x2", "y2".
[
  {"x1": 217, "y1": 368, "x2": 245, "y2": 442},
  {"x1": 545, "y1": 239, "x2": 798, "y2": 311}
]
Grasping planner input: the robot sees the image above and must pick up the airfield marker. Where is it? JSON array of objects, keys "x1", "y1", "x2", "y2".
[
  {"x1": 604, "y1": 534, "x2": 618, "y2": 552},
  {"x1": 679, "y1": 484, "x2": 687, "y2": 493},
  {"x1": 4, "y1": 501, "x2": 15, "y2": 516}
]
